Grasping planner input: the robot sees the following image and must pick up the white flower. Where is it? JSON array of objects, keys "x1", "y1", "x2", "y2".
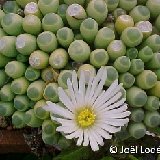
[{"x1": 43, "y1": 66, "x2": 130, "y2": 151}]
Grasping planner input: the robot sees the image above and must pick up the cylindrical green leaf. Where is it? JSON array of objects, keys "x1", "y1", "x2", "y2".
[
  {"x1": 66, "y1": 4, "x2": 87, "y2": 29},
  {"x1": 0, "y1": 102, "x2": 15, "y2": 116},
  {"x1": 0, "y1": 36, "x2": 18, "y2": 58},
  {"x1": 154, "y1": 69, "x2": 160, "y2": 81},
  {"x1": 1, "y1": 13, "x2": 23, "y2": 36},
  {"x1": 136, "y1": 70, "x2": 157, "y2": 90},
  {"x1": 0, "y1": 28, "x2": 7, "y2": 38},
  {"x1": 146, "y1": 53, "x2": 160, "y2": 69},
  {"x1": 155, "y1": 14, "x2": 160, "y2": 32},
  {"x1": 114, "y1": 56, "x2": 131, "y2": 73},
  {"x1": 119, "y1": 0, "x2": 137, "y2": 11},
  {"x1": 43, "y1": 83, "x2": 59, "y2": 102},
  {"x1": 16, "y1": 34, "x2": 37, "y2": 55},
  {"x1": 126, "y1": 48, "x2": 138, "y2": 60},
  {"x1": 144, "y1": 111, "x2": 160, "y2": 128},
  {"x1": 37, "y1": 31, "x2": 57, "y2": 53},
  {"x1": 42, "y1": 13, "x2": 64, "y2": 33},
  {"x1": 144, "y1": 96, "x2": 160, "y2": 111},
  {"x1": 104, "y1": 0, "x2": 119, "y2": 12},
  {"x1": 115, "y1": 15, "x2": 134, "y2": 34},
  {"x1": 0, "y1": 70, "x2": 8, "y2": 88},
  {"x1": 11, "y1": 77, "x2": 29, "y2": 95},
  {"x1": 119, "y1": 72, "x2": 135, "y2": 89},
  {"x1": 25, "y1": 67, "x2": 40, "y2": 82},
  {"x1": 23, "y1": 14, "x2": 42, "y2": 35},
  {"x1": 94, "y1": 27, "x2": 115, "y2": 49},
  {"x1": 90, "y1": 49, "x2": 109, "y2": 68},
  {"x1": 27, "y1": 80, "x2": 45, "y2": 101},
  {"x1": 86, "y1": 0, "x2": 108, "y2": 25},
  {"x1": 57, "y1": 27, "x2": 74, "y2": 48},
  {"x1": 42, "y1": 132, "x2": 59, "y2": 145},
  {"x1": 80, "y1": 18, "x2": 98, "y2": 44},
  {"x1": 0, "y1": 54, "x2": 11, "y2": 69},
  {"x1": 34, "y1": 99, "x2": 50, "y2": 120},
  {"x1": 138, "y1": 46, "x2": 153, "y2": 63},
  {"x1": 107, "y1": 40, "x2": 126, "y2": 61},
  {"x1": 38, "y1": 0, "x2": 59, "y2": 15},
  {"x1": 128, "y1": 122, "x2": 146, "y2": 139},
  {"x1": 0, "y1": 83, "x2": 14, "y2": 102},
  {"x1": 129, "y1": 59, "x2": 144, "y2": 75},
  {"x1": 14, "y1": 95, "x2": 30, "y2": 111},
  {"x1": 105, "y1": 66, "x2": 119, "y2": 87},
  {"x1": 5, "y1": 61, "x2": 26, "y2": 79},
  {"x1": 121, "y1": 27, "x2": 143, "y2": 47},
  {"x1": 12, "y1": 111, "x2": 26, "y2": 128},
  {"x1": 68, "y1": 40, "x2": 90, "y2": 63},
  {"x1": 129, "y1": 5, "x2": 150, "y2": 23},
  {"x1": 24, "y1": 2, "x2": 42, "y2": 18},
  {"x1": 141, "y1": 34, "x2": 160, "y2": 52},
  {"x1": 24, "y1": 109, "x2": 43, "y2": 127},
  {"x1": 41, "y1": 67, "x2": 59, "y2": 83},
  {"x1": 49, "y1": 49, "x2": 68, "y2": 69},
  {"x1": 29, "y1": 50, "x2": 49, "y2": 69},
  {"x1": 57, "y1": 4, "x2": 68, "y2": 24},
  {"x1": 126, "y1": 86, "x2": 147, "y2": 107},
  {"x1": 3, "y1": 1, "x2": 20, "y2": 14},
  {"x1": 146, "y1": 0, "x2": 160, "y2": 18},
  {"x1": 148, "y1": 81, "x2": 160, "y2": 98},
  {"x1": 42, "y1": 119, "x2": 57, "y2": 135},
  {"x1": 135, "y1": 21, "x2": 152, "y2": 39},
  {"x1": 58, "y1": 136, "x2": 72, "y2": 150},
  {"x1": 131, "y1": 108, "x2": 144, "y2": 122}
]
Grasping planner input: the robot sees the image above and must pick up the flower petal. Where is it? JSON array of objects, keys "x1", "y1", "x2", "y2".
[
  {"x1": 56, "y1": 125, "x2": 77, "y2": 134},
  {"x1": 54, "y1": 118, "x2": 77, "y2": 127},
  {"x1": 87, "y1": 67, "x2": 104, "y2": 104},
  {"x1": 90, "y1": 67, "x2": 107, "y2": 105},
  {"x1": 58, "y1": 87, "x2": 75, "y2": 112},
  {"x1": 72, "y1": 70, "x2": 79, "y2": 102},
  {"x1": 93, "y1": 81, "x2": 122, "y2": 108},
  {"x1": 79, "y1": 70, "x2": 85, "y2": 97},
  {"x1": 78, "y1": 71, "x2": 86, "y2": 107},
  {"x1": 97, "y1": 118, "x2": 129, "y2": 127},
  {"x1": 66, "y1": 129, "x2": 82, "y2": 139},
  {"x1": 43, "y1": 101, "x2": 74, "y2": 119},
  {"x1": 67, "y1": 79, "x2": 77, "y2": 108},
  {"x1": 90, "y1": 128, "x2": 104, "y2": 146},
  {"x1": 93, "y1": 79, "x2": 118, "y2": 106},
  {"x1": 104, "y1": 111, "x2": 131, "y2": 119},
  {"x1": 72, "y1": 70, "x2": 79, "y2": 93},
  {"x1": 99, "y1": 104, "x2": 128, "y2": 114},
  {"x1": 83, "y1": 129, "x2": 89, "y2": 146},
  {"x1": 88, "y1": 130, "x2": 99, "y2": 151},
  {"x1": 94, "y1": 125, "x2": 112, "y2": 139},
  {"x1": 97, "y1": 122, "x2": 121, "y2": 133},
  {"x1": 77, "y1": 130, "x2": 84, "y2": 146},
  {"x1": 85, "y1": 73, "x2": 94, "y2": 105},
  {"x1": 98, "y1": 97, "x2": 126, "y2": 112}
]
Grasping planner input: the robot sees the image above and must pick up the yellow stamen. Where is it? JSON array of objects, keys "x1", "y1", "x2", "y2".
[{"x1": 77, "y1": 108, "x2": 96, "y2": 128}]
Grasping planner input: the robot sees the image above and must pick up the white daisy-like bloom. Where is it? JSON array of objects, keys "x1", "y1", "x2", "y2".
[{"x1": 43, "y1": 66, "x2": 131, "y2": 151}]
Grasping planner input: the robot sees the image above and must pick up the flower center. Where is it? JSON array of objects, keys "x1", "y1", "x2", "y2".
[{"x1": 77, "y1": 108, "x2": 96, "y2": 128}]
